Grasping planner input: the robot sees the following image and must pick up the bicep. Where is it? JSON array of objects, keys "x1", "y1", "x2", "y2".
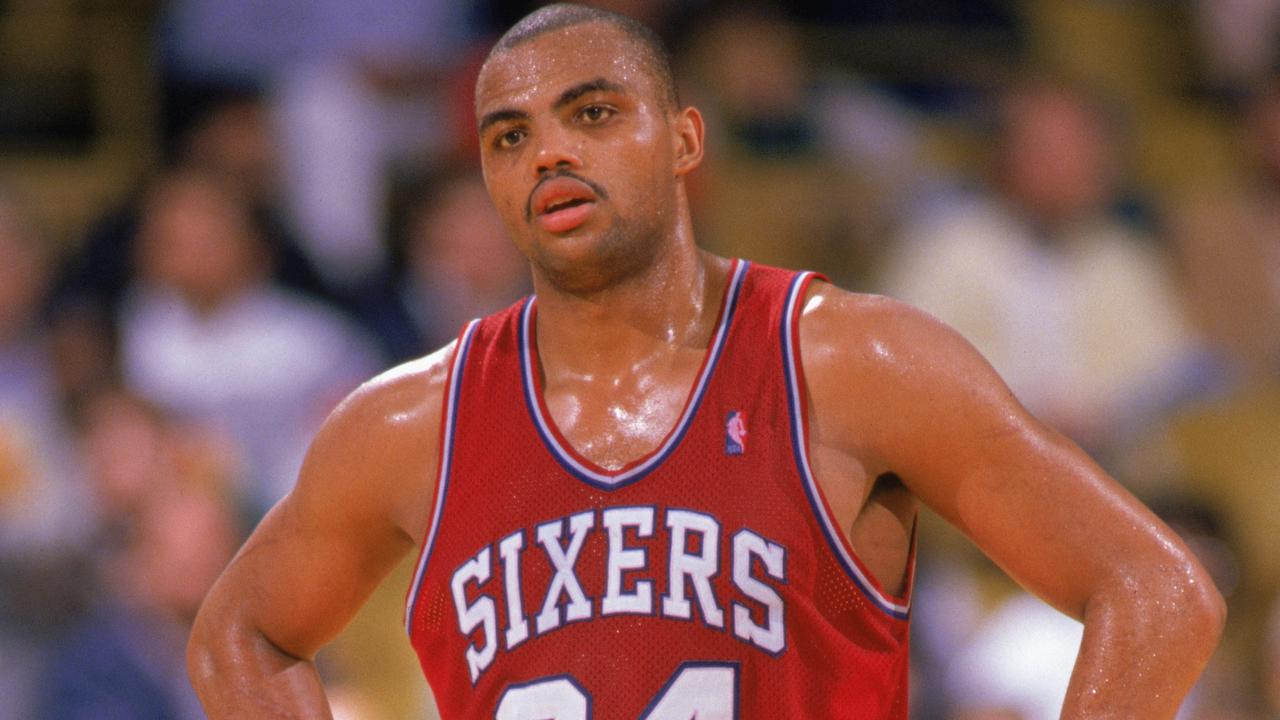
[
  {"x1": 828, "y1": 298, "x2": 1187, "y2": 619},
  {"x1": 894, "y1": 400, "x2": 1158, "y2": 618}
]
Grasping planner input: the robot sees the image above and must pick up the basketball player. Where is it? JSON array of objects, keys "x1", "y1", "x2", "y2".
[{"x1": 187, "y1": 5, "x2": 1224, "y2": 718}]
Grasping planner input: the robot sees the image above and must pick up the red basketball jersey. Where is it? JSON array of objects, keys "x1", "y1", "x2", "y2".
[{"x1": 405, "y1": 261, "x2": 914, "y2": 719}]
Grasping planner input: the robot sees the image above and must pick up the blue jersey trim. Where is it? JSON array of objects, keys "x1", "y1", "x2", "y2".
[
  {"x1": 519, "y1": 259, "x2": 749, "y2": 491},
  {"x1": 780, "y1": 272, "x2": 911, "y2": 620},
  {"x1": 405, "y1": 319, "x2": 481, "y2": 636}
]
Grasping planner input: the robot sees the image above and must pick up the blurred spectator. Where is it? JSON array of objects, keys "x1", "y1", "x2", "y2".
[
  {"x1": 486, "y1": 0, "x2": 691, "y2": 37},
  {"x1": 945, "y1": 592, "x2": 1082, "y2": 720},
  {"x1": 1246, "y1": 74, "x2": 1280, "y2": 194},
  {"x1": 357, "y1": 168, "x2": 529, "y2": 362},
  {"x1": 0, "y1": 186, "x2": 95, "y2": 720},
  {"x1": 1189, "y1": 0, "x2": 1280, "y2": 96},
  {"x1": 168, "y1": 83, "x2": 277, "y2": 199},
  {"x1": 169, "y1": 83, "x2": 335, "y2": 304},
  {"x1": 0, "y1": 186, "x2": 87, "y2": 555},
  {"x1": 119, "y1": 169, "x2": 382, "y2": 516},
  {"x1": 3, "y1": 383, "x2": 241, "y2": 720},
  {"x1": 939, "y1": 493, "x2": 1242, "y2": 720},
  {"x1": 1266, "y1": 597, "x2": 1280, "y2": 715},
  {"x1": 34, "y1": 481, "x2": 239, "y2": 720},
  {"x1": 1118, "y1": 77, "x2": 1280, "y2": 715},
  {"x1": 55, "y1": 85, "x2": 334, "y2": 319},
  {"x1": 157, "y1": 0, "x2": 478, "y2": 290},
  {"x1": 684, "y1": 5, "x2": 819, "y2": 158},
  {"x1": 1126, "y1": 192, "x2": 1280, "y2": 717},
  {"x1": 1164, "y1": 191, "x2": 1280, "y2": 384},
  {"x1": 77, "y1": 388, "x2": 241, "y2": 533},
  {"x1": 44, "y1": 299, "x2": 120, "y2": 422},
  {"x1": 678, "y1": 4, "x2": 929, "y2": 284},
  {"x1": 879, "y1": 78, "x2": 1198, "y2": 456},
  {"x1": 786, "y1": 0, "x2": 1020, "y2": 28}
]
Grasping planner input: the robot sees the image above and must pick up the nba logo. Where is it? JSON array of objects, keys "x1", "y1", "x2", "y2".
[{"x1": 725, "y1": 411, "x2": 747, "y2": 456}]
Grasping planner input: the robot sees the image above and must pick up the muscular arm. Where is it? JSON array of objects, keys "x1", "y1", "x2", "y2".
[
  {"x1": 800, "y1": 284, "x2": 1224, "y2": 718},
  {"x1": 187, "y1": 347, "x2": 452, "y2": 718}
]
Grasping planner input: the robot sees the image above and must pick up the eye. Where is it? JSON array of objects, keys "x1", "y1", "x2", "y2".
[
  {"x1": 577, "y1": 104, "x2": 616, "y2": 124},
  {"x1": 495, "y1": 128, "x2": 526, "y2": 150}
]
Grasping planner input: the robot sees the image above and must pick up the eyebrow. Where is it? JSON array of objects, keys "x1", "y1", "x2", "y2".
[
  {"x1": 478, "y1": 108, "x2": 530, "y2": 135},
  {"x1": 552, "y1": 78, "x2": 625, "y2": 110},
  {"x1": 477, "y1": 78, "x2": 626, "y2": 135}
]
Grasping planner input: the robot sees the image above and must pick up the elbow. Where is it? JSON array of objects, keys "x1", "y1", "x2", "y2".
[
  {"x1": 187, "y1": 586, "x2": 247, "y2": 705},
  {"x1": 1180, "y1": 580, "x2": 1226, "y2": 675},
  {"x1": 1152, "y1": 556, "x2": 1227, "y2": 661},
  {"x1": 186, "y1": 607, "x2": 220, "y2": 697},
  {"x1": 185, "y1": 598, "x2": 262, "y2": 715},
  {"x1": 1173, "y1": 538, "x2": 1227, "y2": 647},
  {"x1": 1186, "y1": 567, "x2": 1227, "y2": 648},
  {"x1": 1095, "y1": 552, "x2": 1226, "y2": 663}
]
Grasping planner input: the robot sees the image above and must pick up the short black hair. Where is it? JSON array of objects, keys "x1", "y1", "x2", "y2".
[{"x1": 485, "y1": 3, "x2": 679, "y2": 109}]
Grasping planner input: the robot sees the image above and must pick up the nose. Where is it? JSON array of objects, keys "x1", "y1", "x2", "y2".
[{"x1": 533, "y1": 125, "x2": 583, "y2": 177}]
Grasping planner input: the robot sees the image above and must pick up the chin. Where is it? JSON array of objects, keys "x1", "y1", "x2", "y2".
[{"x1": 532, "y1": 226, "x2": 662, "y2": 296}]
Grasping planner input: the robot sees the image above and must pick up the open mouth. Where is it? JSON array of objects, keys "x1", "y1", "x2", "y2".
[
  {"x1": 543, "y1": 197, "x2": 591, "y2": 215},
  {"x1": 537, "y1": 197, "x2": 595, "y2": 233},
  {"x1": 530, "y1": 175, "x2": 601, "y2": 233}
]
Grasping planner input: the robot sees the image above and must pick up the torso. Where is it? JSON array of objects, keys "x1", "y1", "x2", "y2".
[
  {"x1": 536, "y1": 256, "x2": 914, "y2": 596},
  {"x1": 402, "y1": 260, "x2": 915, "y2": 719}
]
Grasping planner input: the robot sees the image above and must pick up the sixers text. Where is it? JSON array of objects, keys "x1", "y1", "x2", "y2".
[{"x1": 451, "y1": 505, "x2": 788, "y2": 682}]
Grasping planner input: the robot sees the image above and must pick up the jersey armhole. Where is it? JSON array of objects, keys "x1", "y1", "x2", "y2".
[
  {"x1": 403, "y1": 319, "x2": 481, "y2": 636},
  {"x1": 780, "y1": 272, "x2": 913, "y2": 620}
]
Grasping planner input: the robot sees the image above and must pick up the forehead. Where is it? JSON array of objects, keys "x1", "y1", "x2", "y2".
[{"x1": 476, "y1": 22, "x2": 656, "y2": 114}]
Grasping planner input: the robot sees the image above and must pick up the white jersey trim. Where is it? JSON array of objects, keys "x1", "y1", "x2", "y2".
[
  {"x1": 780, "y1": 272, "x2": 911, "y2": 619},
  {"x1": 518, "y1": 259, "x2": 749, "y2": 490},
  {"x1": 405, "y1": 319, "x2": 482, "y2": 636}
]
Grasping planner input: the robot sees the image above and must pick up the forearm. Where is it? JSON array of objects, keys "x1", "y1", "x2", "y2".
[
  {"x1": 188, "y1": 608, "x2": 334, "y2": 719},
  {"x1": 1061, "y1": 575, "x2": 1225, "y2": 718}
]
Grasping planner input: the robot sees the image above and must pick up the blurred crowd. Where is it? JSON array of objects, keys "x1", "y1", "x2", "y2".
[{"x1": 1, "y1": 1, "x2": 1279, "y2": 718}]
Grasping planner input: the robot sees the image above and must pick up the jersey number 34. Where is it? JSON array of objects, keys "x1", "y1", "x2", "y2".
[{"x1": 495, "y1": 662, "x2": 737, "y2": 720}]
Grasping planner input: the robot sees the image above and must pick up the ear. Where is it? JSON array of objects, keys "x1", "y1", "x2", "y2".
[{"x1": 672, "y1": 106, "x2": 705, "y2": 177}]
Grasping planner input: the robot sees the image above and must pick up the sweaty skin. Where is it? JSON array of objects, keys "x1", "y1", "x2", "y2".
[{"x1": 188, "y1": 20, "x2": 1224, "y2": 719}]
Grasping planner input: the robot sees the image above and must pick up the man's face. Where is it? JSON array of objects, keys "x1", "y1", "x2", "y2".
[{"x1": 475, "y1": 22, "x2": 687, "y2": 293}]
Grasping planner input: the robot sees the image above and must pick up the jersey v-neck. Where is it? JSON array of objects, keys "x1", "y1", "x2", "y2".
[{"x1": 518, "y1": 259, "x2": 749, "y2": 490}]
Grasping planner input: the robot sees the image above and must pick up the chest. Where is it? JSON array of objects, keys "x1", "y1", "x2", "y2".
[{"x1": 539, "y1": 350, "x2": 705, "y2": 471}]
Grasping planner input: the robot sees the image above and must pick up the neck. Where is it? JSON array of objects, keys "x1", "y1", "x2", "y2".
[{"x1": 531, "y1": 240, "x2": 731, "y2": 379}]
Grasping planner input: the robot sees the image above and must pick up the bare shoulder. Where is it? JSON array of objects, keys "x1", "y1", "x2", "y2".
[
  {"x1": 322, "y1": 342, "x2": 455, "y2": 446},
  {"x1": 796, "y1": 281, "x2": 1022, "y2": 468},
  {"x1": 797, "y1": 281, "x2": 1002, "y2": 396},
  {"x1": 294, "y1": 341, "x2": 458, "y2": 543},
  {"x1": 798, "y1": 281, "x2": 976, "y2": 368}
]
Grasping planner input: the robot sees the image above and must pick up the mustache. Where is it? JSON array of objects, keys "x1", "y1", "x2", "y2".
[{"x1": 525, "y1": 170, "x2": 609, "y2": 221}]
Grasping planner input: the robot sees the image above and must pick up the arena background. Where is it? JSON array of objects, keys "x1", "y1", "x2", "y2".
[{"x1": 0, "y1": 1, "x2": 1277, "y2": 718}]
